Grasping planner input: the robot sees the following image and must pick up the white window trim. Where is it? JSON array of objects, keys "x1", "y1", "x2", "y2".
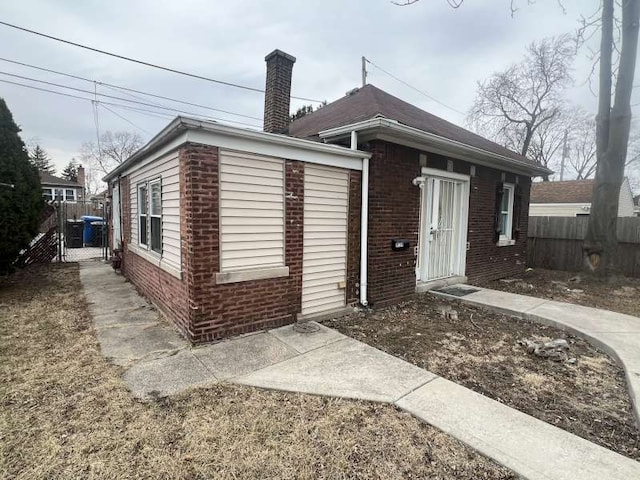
[
  {"x1": 149, "y1": 179, "x2": 162, "y2": 254},
  {"x1": 498, "y1": 183, "x2": 516, "y2": 246},
  {"x1": 138, "y1": 183, "x2": 149, "y2": 248},
  {"x1": 64, "y1": 189, "x2": 77, "y2": 203}
]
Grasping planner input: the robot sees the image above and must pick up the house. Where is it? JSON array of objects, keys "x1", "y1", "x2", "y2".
[
  {"x1": 40, "y1": 166, "x2": 85, "y2": 203},
  {"x1": 529, "y1": 178, "x2": 635, "y2": 217},
  {"x1": 104, "y1": 49, "x2": 550, "y2": 344}
]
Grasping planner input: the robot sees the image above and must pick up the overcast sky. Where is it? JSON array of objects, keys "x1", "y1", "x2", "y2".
[{"x1": 1, "y1": 0, "x2": 637, "y2": 177}]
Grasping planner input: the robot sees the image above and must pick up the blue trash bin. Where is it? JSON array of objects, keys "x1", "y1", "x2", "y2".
[{"x1": 81, "y1": 215, "x2": 104, "y2": 245}]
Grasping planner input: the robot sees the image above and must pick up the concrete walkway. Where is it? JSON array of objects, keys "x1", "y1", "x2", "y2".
[
  {"x1": 79, "y1": 263, "x2": 640, "y2": 480},
  {"x1": 433, "y1": 285, "x2": 640, "y2": 426}
]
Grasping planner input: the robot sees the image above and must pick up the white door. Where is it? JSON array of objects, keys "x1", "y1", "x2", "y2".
[
  {"x1": 418, "y1": 170, "x2": 469, "y2": 282},
  {"x1": 301, "y1": 165, "x2": 349, "y2": 316}
]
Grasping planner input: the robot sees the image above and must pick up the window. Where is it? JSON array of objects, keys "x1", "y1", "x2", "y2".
[
  {"x1": 42, "y1": 188, "x2": 53, "y2": 202},
  {"x1": 138, "y1": 184, "x2": 148, "y2": 247},
  {"x1": 65, "y1": 189, "x2": 76, "y2": 202},
  {"x1": 54, "y1": 188, "x2": 64, "y2": 201},
  {"x1": 499, "y1": 184, "x2": 515, "y2": 241},
  {"x1": 138, "y1": 180, "x2": 162, "y2": 254},
  {"x1": 149, "y1": 180, "x2": 162, "y2": 253}
]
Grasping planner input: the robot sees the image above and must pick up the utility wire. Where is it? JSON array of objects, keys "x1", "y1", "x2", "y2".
[
  {"x1": 365, "y1": 57, "x2": 466, "y2": 116},
  {"x1": 0, "y1": 71, "x2": 262, "y2": 127},
  {"x1": 0, "y1": 57, "x2": 262, "y2": 121},
  {"x1": 0, "y1": 77, "x2": 260, "y2": 128},
  {"x1": 99, "y1": 103, "x2": 152, "y2": 135},
  {"x1": 0, "y1": 20, "x2": 322, "y2": 103}
]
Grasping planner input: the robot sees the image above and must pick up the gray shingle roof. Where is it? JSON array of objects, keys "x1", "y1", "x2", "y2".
[
  {"x1": 288, "y1": 84, "x2": 539, "y2": 168},
  {"x1": 39, "y1": 172, "x2": 81, "y2": 187}
]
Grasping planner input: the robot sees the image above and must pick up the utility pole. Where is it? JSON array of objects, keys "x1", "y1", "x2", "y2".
[
  {"x1": 361, "y1": 56, "x2": 367, "y2": 87},
  {"x1": 560, "y1": 128, "x2": 568, "y2": 181}
]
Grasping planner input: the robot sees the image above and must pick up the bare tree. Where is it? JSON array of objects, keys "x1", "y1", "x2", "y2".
[
  {"x1": 398, "y1": 0, "x2": 640, "y2": 277},
  {"x1": 467, "y1": 35, "x2": 576, "y2": 170},
  {"x1": 81, "y1": 130, "x2": 143, "y2": 176},
  {"x1": 526, "y1": 113, "x2": 566, "y2": 180},
  {"x1": 583, "y1": 0, "x2": 639, "y2": 276},
  {"x1": 563, "y1": 109, "x2": 598, "y2": 180}
]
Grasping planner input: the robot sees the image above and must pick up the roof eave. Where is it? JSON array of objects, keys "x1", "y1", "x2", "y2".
[
  {"x1": 104, "y1": 116, "x2": 371, "y2": 182},
  {"x1": 319, "y1": 118, "x2": 553, "y2": 177}
]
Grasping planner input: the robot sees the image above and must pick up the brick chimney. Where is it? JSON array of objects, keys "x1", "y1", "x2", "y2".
[
  {"x1": 77, "y1": 165, "x2": 85, "y2": 201},
  {"x1": 263, "y1": 49, "x2": 296, "y2": 133}
]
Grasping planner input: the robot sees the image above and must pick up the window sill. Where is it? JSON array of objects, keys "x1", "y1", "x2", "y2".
[
  {"x1": 128, "y1": 244, "x2": 182, "y2": 279},
  {"x1": 496, "y1": 239, "x2": 516, "y2": 247},
  {"x1": 215, "y1": 266, "x2": 290, "y2": 284}
]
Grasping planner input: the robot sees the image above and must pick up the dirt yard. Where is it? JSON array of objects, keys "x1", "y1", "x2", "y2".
[
  {"x1": 0, "y1": 264, "x2": 515, "y2": 480},
  {"x1": 479, "y1": 268, "x2": 640, "y2": 318},
  {"x1": 325, "y1": 294, "x2": 640, "y2": 460}
]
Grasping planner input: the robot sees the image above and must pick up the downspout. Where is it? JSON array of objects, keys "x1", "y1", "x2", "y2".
[{"x1": 352, "y1": 131, "x2": 369, "y2": 307}]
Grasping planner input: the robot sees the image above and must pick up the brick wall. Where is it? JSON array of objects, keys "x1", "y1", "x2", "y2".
[
  {"x1": 466, "y1": 168, "x2": 530, "y2": 282},
  {"x1": 366, "y1": 141, "x2": 422, "y2": 306},
  {"x1": 117, "y1": 142, "x2": 363, "y2": 344},
  {"x1": 179, "y1": 144, "x2": 302, "y2": 343},
  {"x1": 363, "y1": 141, "x2": 531, "y2": 305}
]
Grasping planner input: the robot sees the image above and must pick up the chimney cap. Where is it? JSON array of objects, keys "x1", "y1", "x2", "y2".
[{"x1": 265, "y1": 49, "x2": 296, "y2": 63}]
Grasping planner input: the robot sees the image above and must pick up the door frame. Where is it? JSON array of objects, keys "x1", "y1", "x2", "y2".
[{"x1": 417, "y1": 167, "x2": 470, "y2": 282}]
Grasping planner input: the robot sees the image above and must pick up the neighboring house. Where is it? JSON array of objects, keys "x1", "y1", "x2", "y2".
[
  {"x1": 529, "y1": 178, "x2": 635, "y2": 217},
  {"x1": 104, "y1": 49, "x2": 550, "y2": 344},
  {"x1": 40, "y1": 166, "x2": 85, "y2": 203}
]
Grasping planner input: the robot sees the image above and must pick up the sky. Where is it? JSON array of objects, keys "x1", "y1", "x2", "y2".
[{"x1": 1, "y1": 0, "x2": 637, "y2": 181}]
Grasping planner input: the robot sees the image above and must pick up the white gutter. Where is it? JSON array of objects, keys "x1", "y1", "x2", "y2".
[
  {"x1": 105, "y1": 116, "x2": 370, "y2": 181},
  {"x1": 352, "y1": 130, "x2": 369, "y2": 307},
  {"x1": 320, "y1": 118, "x2": 552, "y2": 177}
]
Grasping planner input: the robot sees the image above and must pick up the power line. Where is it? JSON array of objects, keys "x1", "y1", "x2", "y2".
[
  {"x1": 0, "y1": 57, "x2": 262, "y2": 121},
  {"x1": 364, "y1": 57, "x2": 466, "y2": 116},
  {"x1": 0, "y1": 71, "x2": 262, "y2": 128},
  {"x1": 0, "y1": 77, "x2": 260, "y2": 128},
  {"x1": 0, "y1": 20, "x2": 322, "y2": 103},
  {"x1": 99, "y1": 103, "x2": 152, "y2": 135}
]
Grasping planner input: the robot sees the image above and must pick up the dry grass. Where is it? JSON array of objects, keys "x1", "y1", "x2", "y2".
[
  {"x1": 325, "y1": 295, "x2": 640, "y2": 460},
  {"x1": 0, "y1": 264, "x2": 515, "y2": 480}
]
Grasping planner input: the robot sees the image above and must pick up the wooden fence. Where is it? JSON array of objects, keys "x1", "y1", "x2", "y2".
[{"x1": 527, "y1": 216, "x2": 640, "y2": 276}]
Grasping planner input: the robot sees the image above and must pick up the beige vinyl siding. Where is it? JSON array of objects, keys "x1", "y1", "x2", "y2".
[
  {"x1": 130, "y1": 153, "x2": 181, "y2": 272},
  {"x1": 618, "y1": 178, "x2": 635, "y2": 217},
  {"x1": 301, "y1": 165, "x2": 349, "y2": 316},
  {"x1": 219, "y1": 150, "x2": 285, "y2": 272}
]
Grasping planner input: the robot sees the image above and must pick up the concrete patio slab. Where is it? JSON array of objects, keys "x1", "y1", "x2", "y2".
[
  {"x1": 193, "y1": 332, "x2": 297, "y2": 380},
  {"x1": 92, "y1": 306, "x2": 159, "y2": 329},
  {"x1": 87, "y1": 291, "x2": 150, "y2": 317},
  {"x1": 268, "y1": 321, "x2": 346, "y2": 353},
  {"x1": 95, "y1": 323, "x2": 186, "y2": 366},
  {"x1": 396, "y1": 377, "x2": 640, "y2": 480},
  {"x1": 236, "y1": 337, "x2": 436, "y2": 403},
  {"x1": 123, "y1": 350, "x2": 217, "y2": 399}
]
